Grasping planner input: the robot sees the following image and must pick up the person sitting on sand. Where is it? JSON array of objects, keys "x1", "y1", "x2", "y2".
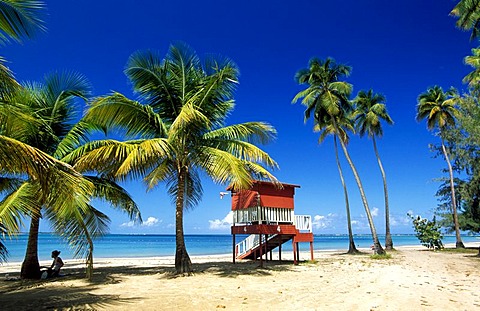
[{"x1": 48, "y1": 250, "x2": 64, "y2": 277}]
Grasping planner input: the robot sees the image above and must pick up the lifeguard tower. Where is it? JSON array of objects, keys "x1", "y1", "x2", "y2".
[{"x1": 229, "y1": 181, "x2": 314, "y2": 265}]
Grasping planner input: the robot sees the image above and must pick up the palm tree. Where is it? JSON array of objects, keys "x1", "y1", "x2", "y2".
[
  {"x1": 0, "y1": 71, "x2": 141, "y2": 279},
  {"x1": 451, "y1": 0, "x2": 480, "y2": 40},
  {"x1": 66, "y1": 43, "x2": 279, "y2": 274},
  {"x1": 354, "y1": 89, "x2": 394, "y2": 250},
  {"x1": 293, "y1": 57, "x2": 385, "y2": 254},
  {"x1": 314, "y1": 109, "x2": 359, "y2": 254},
  {"x1": 416, "y1": 85, "x2": 465, "y2": 248},
  {"x1": 0, "y1": 134, "x2": 94, "y2": 263},
  {"x1": 463, "y1": 47, "x2": 480, "y2": 94},
  {"x1": 0, "y1": 0, "x2": 45, "y2": 44}
]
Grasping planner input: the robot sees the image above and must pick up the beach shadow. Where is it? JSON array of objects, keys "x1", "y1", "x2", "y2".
[
  {"x1": 0, "y1": 277, "x2": 140, "y2": 311},
  {"x1": 192, "y1": 259, "x2": 297, "y2": 278}
]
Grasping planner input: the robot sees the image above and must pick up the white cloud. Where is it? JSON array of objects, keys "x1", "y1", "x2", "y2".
[
  {"x1": 312, "y1": 213, "x2": 337, "y2": 229},
  {"x1": 120, "y1": 216, "x2": 161, "y2": 228},
  {"x1": 390, "y1": 213, "x2": 413, "y2": 227},
  {"x1": 209, "y1": 211, "x2": 233, "y2": 230},
  {"x1": 142, "y1": 217, "x2": 160, "y2": 227},
  {"x1": 371, "y1": 207, "x2": 379, "y2": 217},
  {"x1": 120, "y1": 221, "x2": 135, "y2": 228}
]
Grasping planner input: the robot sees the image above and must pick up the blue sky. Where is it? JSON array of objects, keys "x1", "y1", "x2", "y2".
[{"x1": 4, "y1": 0, "x2": 476, "y2": 235}]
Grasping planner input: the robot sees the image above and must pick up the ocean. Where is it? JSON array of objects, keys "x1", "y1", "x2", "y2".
[{"x1": 2, "y1": 233, "x2": 479, "y2": 263}]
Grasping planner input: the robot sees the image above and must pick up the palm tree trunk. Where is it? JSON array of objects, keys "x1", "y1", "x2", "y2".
[
  {"x1": 441, "y1": 139, "x2": 465, "y2": 248},
  {"x1": 79, "y1": 219, "x2": 94, "y2": 280},
  {"x1": 372, "y1": 136, "x2": 393, "y2": 250},
  {"x1": 332, "y1": 119, "x2": 385, "y2": 255},
  {"x1": 334, "y1": 136, "x2": 358, "y2": 254},
  {"x1": 21, "y1": 216, "x2": 41, "y2": 279},
  {"x1": 175, "y1": 167, "x2": 192, "y2": 274}
]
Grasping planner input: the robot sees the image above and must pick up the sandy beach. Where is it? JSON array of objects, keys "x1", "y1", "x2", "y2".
[{"x1": 1, "y1": 243, "x2": 479, "y2": 311}]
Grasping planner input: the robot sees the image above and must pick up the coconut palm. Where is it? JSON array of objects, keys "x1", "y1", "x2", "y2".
[
  {"x1": 416, "y1": 85, "x2": 465, "y2": 248},
  {"x1": 293, "y1": 57, "x2": 385, "y2": 254},
  {"x1": 314, "y1": 109, "x2": 359, "y2": 254},
  {"x1": 0, "y1": 71, "x2": 141, "y2": 278},
  {"x1": 0, "y1": 134, "x2": 94, "y2": 264},
  {"x1": 66, "y1": 43, "x2": 278, "y2": 274},
  {"x1": 0, "y1": 0, "x2": 45, "y2": 44},
  {"x1": 451, "y1": 0, "x2": 480, "y2": 40},
  {"x1": 354, "y1": 89, "x2": 394, "y2": 250}
]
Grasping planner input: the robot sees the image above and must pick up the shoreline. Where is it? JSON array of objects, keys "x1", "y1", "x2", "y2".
[{"x1": 2, "y1": 242, "x2": 478, "y2": 274}]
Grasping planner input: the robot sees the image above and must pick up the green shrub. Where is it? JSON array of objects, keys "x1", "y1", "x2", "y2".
[{"x1": 408, "y1": 213, "x2": 444, "y2": 250}]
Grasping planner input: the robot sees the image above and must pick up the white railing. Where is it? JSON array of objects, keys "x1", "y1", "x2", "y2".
[
  {"x1": 294, "y1": 215, "x2": 312, "y2": 232},
  {"x1": 233, "y1": 206, "x2": 294, "y2": 225}
]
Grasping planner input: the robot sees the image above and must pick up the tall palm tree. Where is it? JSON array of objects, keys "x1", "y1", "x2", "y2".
[
  {"x1": 293, "y1": 57, "x2": 385, "y2": 254},
  {"x1": 0, "y1": 71, "x2": 141, "y2": 279},
  {"x1": 416, "y1": 85, "x2": 465, "y2": 248},
  {"x1": 451, "y1": 0, "x2": 480, "y2": 40},
  {"x1": 354, "y1": 89, "x2": 394, "y2": 250},
  {"x1": 66, "y1": 43, "x2": 279, "y2": 274},
  {"x1": 0, "y1": 0, "x2": 45, "y2": 44},
  {"x1": 314, "y1": 109, "x2": 359, "y2": 254}
]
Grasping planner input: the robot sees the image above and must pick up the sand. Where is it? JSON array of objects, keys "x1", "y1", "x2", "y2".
[{"x1": 1, "y1": 243, "x2": 479, "y2": 311}]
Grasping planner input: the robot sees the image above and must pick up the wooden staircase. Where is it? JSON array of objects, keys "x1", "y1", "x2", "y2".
[{"x1": 237, "y1": 233, "x2": 295, "y2": 260}]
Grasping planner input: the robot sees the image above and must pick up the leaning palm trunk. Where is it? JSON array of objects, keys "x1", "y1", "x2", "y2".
[
  {"x1": 175, "y1": 168, "x2": 192, "y2": 274},
  {"x1": 441, "y1": 138, "x2": 464, "y2": 248},
  {"x1": 333, "y1": 120, "x2": 385, "y2": 255},
  {"x1": 21, "y1": 215, "x2": 41, "y2": 279},
  {"x1": 372, "y1": 137, "x2": 393, "y2": 250},
  {"x1": 334, "y1": 136, "x2": 358, "y2": 254}
]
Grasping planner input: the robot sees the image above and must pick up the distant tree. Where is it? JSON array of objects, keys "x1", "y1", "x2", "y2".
[
  {"x1": 314, "y1": 109, "x2": 359, "y2": 254},
  {"x1": 353, "y1": 89, "x2": 394, "y2": 250},
  {"x1": 416, "y1": 86, "x2": 465, "y2": 248},
  {"x1": 293, "y1": 57, "x2": 385, "y2": 255},
  {"x1": 451, "y1": 0, "x2": 480, "y2": 40},
  {"x1": 408, "y1": 213, "x2": 444, "y2": 250},
  {"x1": 67, "y1": 43, "x2": 279, "y2": 274},
  {"x1": 435, "y1": 94, "x2": 480, "y2": 255}
]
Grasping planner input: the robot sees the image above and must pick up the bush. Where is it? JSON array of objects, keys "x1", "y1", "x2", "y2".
[{"x1": 408, "y1": 213, "x2": 444, "y2": 250}]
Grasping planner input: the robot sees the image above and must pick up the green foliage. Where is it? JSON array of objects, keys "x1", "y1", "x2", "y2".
[
  {"x1": 370, "y1": 253, "x2": 392, "y2": 260},
  {"x1": 408, "y1": 213, "x2": 444, "y2": 250},
  {"x1": 434, "y1": 95, "x2": 480, "y2": 235}
]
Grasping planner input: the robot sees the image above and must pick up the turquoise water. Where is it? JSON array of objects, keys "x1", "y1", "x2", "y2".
[{"x1": 2, "y1": 233, "x2": 479, "y2": 263}]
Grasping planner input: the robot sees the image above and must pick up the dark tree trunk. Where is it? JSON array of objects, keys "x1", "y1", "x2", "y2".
[
  {"x1": 21, "y1": 216, "x2": 41, "y2": 279},
  {"x1": 175, "y1": 167, "x2": 192, "y2": 274},
  {"x1": 372, "y1": 137, "x2": 393, "y2": 250},
  {"x1": 332, "y1": 118, "x2": 385, "y2": 255},
  {"x1": 334, "y1": 136, "x2": 359, "y2": 254},
  {"x1": 441, "y1": 139, "x2": 465, "y2": 248}
]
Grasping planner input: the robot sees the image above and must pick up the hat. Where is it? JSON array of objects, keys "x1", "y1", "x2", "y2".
[{"x1": 52, "y1": 250, "x2": 61, "y2": 256}]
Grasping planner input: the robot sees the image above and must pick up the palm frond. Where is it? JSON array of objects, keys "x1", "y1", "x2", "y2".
[
  {"x1": 84, "y1": 175, "x2": 142, "y2": 222},
  {"x1": 85, "y1": 93, "x2": 167, "y2": 139},
  {"x1": 54, "y1": 121, "x2": 101, "y2": 159},
  {"x1": 0, "y1": 182, "x2": 41, "y2": 232},
  {"x1": 204, "y1": 122, "x2": 276, "y2": 145},
  {"x1": 0, "y1": 0, "x2": 46, "y2": 44}
]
